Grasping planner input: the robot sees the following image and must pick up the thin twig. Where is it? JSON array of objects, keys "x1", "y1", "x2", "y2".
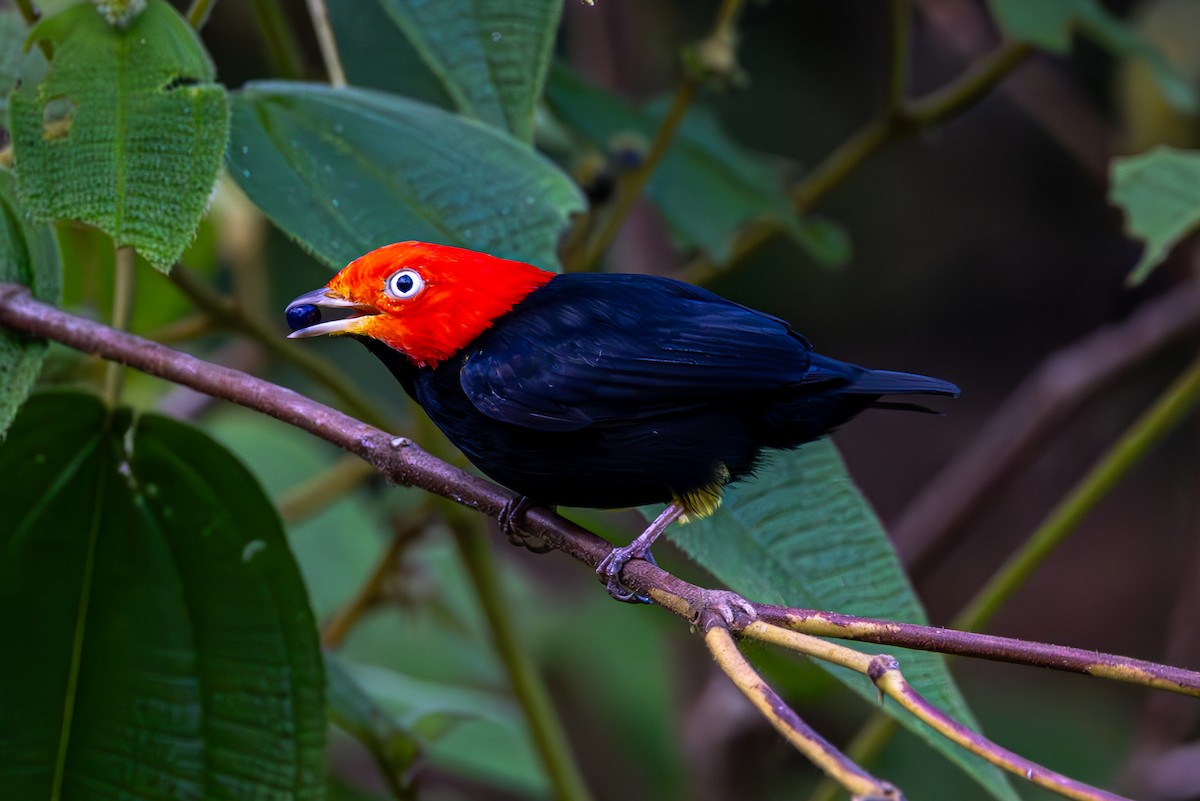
[
  {"x1": 103, "y1": 247, "x2": 136, "y2": 406},
  {"x1": 954, "y1": 351, "x2": 1200, "y2": 631},
  {"x1": 571, "y1": 0, "x2": 745, "y2": 271},
  {"x1": 304, "y1": 0, "x2": 346, "y2": 88},
  {"x1": 449, "y1": 514, "x2": 595, "y2": 801},
  {"x1": 751, "y1": 624, "x2": 1133, "y2": 801},
  {"x1": 682, "y1": 40, "x2": 1033, "y2": 284},
  {"x1": 756, "y1": 606, "x2": 1200, "y2": 698},
  {"x1": 899, "y1": 275, "x2": 1200, "y2": 575},
  {"x1": 279, "y1": 454, "x2": 378, "y2": 523},
  {"x1": 322, "y1": 514, "x2": 428, "y2": 648},
  {"x1": 704, "y1": 619, "x2": 900, "y2": 800}
]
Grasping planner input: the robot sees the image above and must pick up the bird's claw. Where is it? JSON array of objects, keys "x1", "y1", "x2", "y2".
[
  {"x1": 597, "y1": 546, "x2": 657, "y2": 604},
  {"x1": 498, "y1": 496, "x2": 553, "y2": 553}
]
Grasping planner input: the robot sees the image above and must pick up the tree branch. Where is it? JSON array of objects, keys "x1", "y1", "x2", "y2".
[
  {"x1": 704, "y1": 618, "x2": 900, "y2": 800},
  {"x1": 4, "y1": 284, "x2": 1199, "y2": 799}
]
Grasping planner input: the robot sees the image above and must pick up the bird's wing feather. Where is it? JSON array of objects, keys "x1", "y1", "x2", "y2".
[{"x1": 458, "y1": 275, "x2": 823, "y2": 431}]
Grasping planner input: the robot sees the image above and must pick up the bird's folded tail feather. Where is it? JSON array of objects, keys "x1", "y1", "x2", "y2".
[{"x1": 805, "y1": 354, "x2": 960, "y2": 397}]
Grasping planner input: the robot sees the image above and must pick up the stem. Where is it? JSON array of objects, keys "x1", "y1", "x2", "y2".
[
  {"x1": 900, "y1": 274, "x2": 1200, "y2": 577},
  {"x1": 322, "y1": 515, "x2": 427, "y2": 648},
  {"x1": 806, "y1": 716, "x2": 898, "y2": 801},
  {"x1": 249, "y1": 0, "x2": 306, "y2": 80},
  {"x1": 279, "y1": 454, "x2": 377, "y2": 523},
  {"x1": 103, "y1": 247, "x2": 135, "y2": 406},
  {"x1": 684, "y1": 39, "x2": 1034, "y2": 283},
  {"x1": 575, "y1": 80, "x2": 697, "y2": 270},
  {"x1": 185, "y1": 0, "x2": 218, "y2": 29},
  {"x1": 449, "y1": 516, "x2": 594, "y2": 801},
  {"x1": 304, "y1": 0, "x2": 346, "y2": 88},
  {"x1": 955, "y1": 352, "x2": 1200, "y2": 631},
  {"x1": 705, "y1": 621, "x2": 898, "y2": 800},
  {"x1": 573, "y1": 0, "x2": 745, "y2": 270}
]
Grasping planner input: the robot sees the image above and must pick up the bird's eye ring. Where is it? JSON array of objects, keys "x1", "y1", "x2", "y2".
[{"x1": 384, "y1": 269, "x2": 425, "y2": 300}]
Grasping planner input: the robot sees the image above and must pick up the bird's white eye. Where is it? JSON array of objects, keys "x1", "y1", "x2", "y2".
[{"x1": 384, "y1": 269, "x2": 425, "y2": 300}]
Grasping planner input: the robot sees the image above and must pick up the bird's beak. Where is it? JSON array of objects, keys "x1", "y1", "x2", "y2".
[{"x1": 285, "y1": 287, "x2": 380, "y2": 338}]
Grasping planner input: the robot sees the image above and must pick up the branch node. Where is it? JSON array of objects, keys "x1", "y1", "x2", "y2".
[
  {"x1": 390, "y1": 436, "x2": 413, "y2": 449},
  {"x1": 690, "y1": 588, "x2": 758, "y2": 631}
]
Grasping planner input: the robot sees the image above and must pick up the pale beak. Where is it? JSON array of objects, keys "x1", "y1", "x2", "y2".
[{"x1": 285, "y1": 287, "x2": 379, "y2": 338}]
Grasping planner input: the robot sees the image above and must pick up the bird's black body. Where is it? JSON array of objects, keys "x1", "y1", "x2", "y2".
[{"x1": 358, "y1": 273, "x2": 958, "y2": 512}]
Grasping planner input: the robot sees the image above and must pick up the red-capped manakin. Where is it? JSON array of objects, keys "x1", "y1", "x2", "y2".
[{"x1": 286, "y1": 242, "x2": 958, "y2": 601}]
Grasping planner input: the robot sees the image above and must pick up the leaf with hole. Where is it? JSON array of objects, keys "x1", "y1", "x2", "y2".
[
  {"x1": 229, "y1": 81, "x2": 584, "y2": 271},
  {"x1": 660, "y1": 440, "x2": 1020, "y2": 801},
  {"x1": 9, "y1": 0, "x2": 229, "y2": 270},
  {"x1": 0, "y1": 392, "x2": 326, "y2": 801}
]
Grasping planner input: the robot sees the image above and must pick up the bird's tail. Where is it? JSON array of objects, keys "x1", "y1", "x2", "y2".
[
  {"x1": 805, "y1": 353, "x2": 960, "y2": 398},
  {"x1": 841, "y1": 368, "x2": 960, "y2": 398}
]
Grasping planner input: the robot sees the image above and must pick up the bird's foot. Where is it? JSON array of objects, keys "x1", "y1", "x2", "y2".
[
  {"x1": 596, "y1": 546, "x2": 657, "y2": 605},
  {"x1": 689, "y1": 589, "x2": 757, "y2": 629},
  {"x1": 497, "y1": 496, "x2": 553, "y2": 554}
]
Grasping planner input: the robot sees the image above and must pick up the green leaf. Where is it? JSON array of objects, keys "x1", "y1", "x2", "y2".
[
  {"x1": 0, "y1": 169, "x2": 62, "y2": 437},
  {"x1": 326, "y1": 654, "x2": 426, "y2": 794},
  {"x1": 228, "y1": 81, "x2": 585, "y2": 271},
  {"x1": 545, "y1": 65, "x2": 849, "y2": 267},
  {"x1": 328, "y1": 0, "x2": 451, "y2": 108},
  {"x1": 0, "y1": 392, "x2": 326, "y2": 801},
  {"x1": 345, "y1": 661, "x2": 548, "y2": 796},
  {"x1": 9, "y1": 0, "x2": 229, "y2": 270},
  {"x1": 662, "y1": 440, "x2": 1019, "y2": 801},
  {"x1": 0, "y1": 10, "x2": 41, "y2": 119},
  {"x1": 988, "y1": 0, "x2": 1196, "y2": 112},
  {"x1": 1110, "y1": 145, "x2": 1200, "y2": 285},
  {"x1": 374, "y1": 0, "x2": 561, "y2": 142}
]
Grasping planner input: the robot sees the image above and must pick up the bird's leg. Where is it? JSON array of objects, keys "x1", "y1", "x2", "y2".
[
  {"x1": 498, "y1": 495, "x2": 554, "y2": 553},
  {"x1": 597, "y1": 501, "x2": 685, "y2": 602}
]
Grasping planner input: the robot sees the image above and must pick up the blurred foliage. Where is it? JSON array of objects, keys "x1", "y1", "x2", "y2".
[{"x1": 2, "y1": 1, "x2": 1200, "y2": 800}]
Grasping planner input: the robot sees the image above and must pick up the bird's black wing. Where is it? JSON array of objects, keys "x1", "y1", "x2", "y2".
[{"x1": 458, "y1": 274, "x2": 831, "y2": 432}]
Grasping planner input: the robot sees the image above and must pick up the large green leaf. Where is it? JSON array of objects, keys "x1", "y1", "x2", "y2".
[
  {"x1": 375, "y1": 0, "x2": 561, "y2": 142},
  {"x1": 0, "y1": 392, "x2": 326, "y2": 801},
  {"x1": 545, "y1": 65, "x2": 849, "y2": 267},
  {"x1": 1110, "y1": 145, "x2": 1200, "y2": 285},
  {"x1": 988, "y1": 0, "x2": 1196, "y2": 112},
  {"x1": 662, "y1": 440, "x2": 1019, "y2": 801},
  {"x1": 0, "y1": 169, "x2": 61, "y2": 437},
  {"x1": 9, "y1": 0, "x2": 229, "y2": 270},
  {"x1": 229, "y1": 81, "x2": 585, "y2": 272}
]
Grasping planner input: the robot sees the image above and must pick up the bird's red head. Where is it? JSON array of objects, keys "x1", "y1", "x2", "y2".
[{"x1": 286, "y1": 241, "x2": 554, "y2": 367}]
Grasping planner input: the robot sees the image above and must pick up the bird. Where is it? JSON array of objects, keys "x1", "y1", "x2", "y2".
[{"x1": 286, "y1": 241, "x2": 959, "y2": 602}]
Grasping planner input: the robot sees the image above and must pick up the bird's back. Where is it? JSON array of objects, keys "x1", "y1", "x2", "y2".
[{"x1": 364, "y1": 273, "x2": 956, "y2": 510}]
